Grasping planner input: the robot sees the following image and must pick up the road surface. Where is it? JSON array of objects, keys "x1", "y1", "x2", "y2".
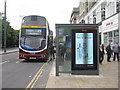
[{"x1": 2, "y1": 52, "x2": 53, "y2": 89}]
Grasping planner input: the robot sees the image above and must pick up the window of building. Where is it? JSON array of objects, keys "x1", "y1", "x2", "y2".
[
  {"x1": 82, "y1": 20, "x2": 85, "y2": 24},
  {"x1": 96, "y1": 5, "x2": 101, "y2": 23},
  {"x1": 105, "y1": 2, "x2": 115, "y2": 18},
  {"x1": 87, "y1": 17, "x2": 90, "y2": 24},
  {"x1": 110, "y1": 2, "x2": 114, "y2": 16},
  {"x1": 101, "y1": 8, "x2": 105, "y2": 20},
  {"x1": 86, "y1": 1, "x2": 88, "y2": 12},
  {"x1": 93, "y1": 11, "x2": 96, "y2": 24},
  {"x1": 93, "y1": 17, "x2": 96, "y2": 24},
  {"x1": 116, "y1": 1, "x2": 120, "y2": 13}
]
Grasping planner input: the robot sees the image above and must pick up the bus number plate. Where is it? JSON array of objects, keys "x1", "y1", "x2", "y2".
[{"x1": 29, "y1": 57, "x2": 36, "y2": 59}]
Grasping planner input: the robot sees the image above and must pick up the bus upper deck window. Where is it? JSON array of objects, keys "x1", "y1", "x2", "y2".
[{"x1": 31, "y1": 16, "x2": 37, "y2": 21}]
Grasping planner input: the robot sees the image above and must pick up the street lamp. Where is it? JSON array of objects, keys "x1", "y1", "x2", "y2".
[{"x1": 4, "y1": 0, "x2": 6, "y2": 52}]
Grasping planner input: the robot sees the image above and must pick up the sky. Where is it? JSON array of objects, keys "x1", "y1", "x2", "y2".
[{"x1": 0, "y1": 0, "x2": 80, "y2": 36}]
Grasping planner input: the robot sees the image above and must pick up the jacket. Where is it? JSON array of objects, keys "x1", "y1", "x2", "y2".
[
  {"x1": 113, "y1": 44, "x2": 120, "y2": 53},
  {"x1": 106, "y1": 45, "x2": 112, "y2": 54}
]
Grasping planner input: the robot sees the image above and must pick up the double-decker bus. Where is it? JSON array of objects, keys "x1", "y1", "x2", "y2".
[{"x1": 19, "y1": 15, "x2": 51, "y2": 60}]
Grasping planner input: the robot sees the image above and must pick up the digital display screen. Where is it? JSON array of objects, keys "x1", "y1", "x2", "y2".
[
  {"x1": 75, "y1": 33, "x2": 93, "y2": 64},
  {"x1": 26, "y1": 29, "x2": 42, "y2": 35}
]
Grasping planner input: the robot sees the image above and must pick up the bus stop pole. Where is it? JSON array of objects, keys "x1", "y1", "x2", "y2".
[{"x1": 4, "y1": 0, "x2": 6, "y2": 53}]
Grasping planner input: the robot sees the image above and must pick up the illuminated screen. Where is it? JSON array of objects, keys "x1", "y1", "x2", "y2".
[
  {"x1": 75, "y1": 33, "x2": 93, "y2": 64},
  {"x1": 26, "y1": 29, "x2": 42, "y2": 35}
]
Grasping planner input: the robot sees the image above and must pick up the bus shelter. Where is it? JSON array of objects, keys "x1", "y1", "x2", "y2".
[{"x1": 55, "y1": 24, "x2": 99, "y2": 76}]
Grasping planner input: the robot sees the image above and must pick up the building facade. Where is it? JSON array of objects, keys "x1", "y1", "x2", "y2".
[
  {"x1": 70, "y1": 8, "x2": 79, "y2": 24},
  {"x1": 70, "y1": 0, "x2": 120, "y2": 46}
]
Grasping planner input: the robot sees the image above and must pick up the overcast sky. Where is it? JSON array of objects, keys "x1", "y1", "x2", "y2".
[{"x1": 0, "y1": 0, "x2": 79, "y2": 35}]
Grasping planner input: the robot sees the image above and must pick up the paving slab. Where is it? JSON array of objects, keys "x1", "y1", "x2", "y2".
[{"x1": 46, "y1": 56, "x2": 118, "y2": 88}]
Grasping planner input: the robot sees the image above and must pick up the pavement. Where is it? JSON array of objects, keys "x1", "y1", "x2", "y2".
[
  {"x1": 0, "y1": 48, "x2": 119, "y2": 89},
  {"x1": 0, "y1": 47, "x2": 19, "y2": 55},
  {"x1": 46, "y1": 55, "x2": 119, "y2": 89}
]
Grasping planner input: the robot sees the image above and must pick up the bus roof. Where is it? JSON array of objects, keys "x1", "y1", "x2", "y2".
[{"x1": 22, "y1": 15, "x2": 47, "y2": 27}]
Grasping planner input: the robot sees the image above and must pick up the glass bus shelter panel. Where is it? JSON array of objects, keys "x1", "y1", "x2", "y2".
[
  {"x1": 56, "y1": 24, "x2": 98, "y2": 76},
  {"x1": 56, "y1": 25, "x2": 84, "y2": 74},
  {"x1": 57, "y1": 27, "x2": 72, "y2": 73}
]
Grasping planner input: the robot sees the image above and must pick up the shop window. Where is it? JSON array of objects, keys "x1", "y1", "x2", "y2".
[
  {"x1": 114, "y1": 30, "x2": 119, "y2": 44},
  {"x1": 104, "y1": 33, "x2": 107, "y2": 38},
  {"x1": 109, "y1": 32, "x2": 112, "y2": 37},
  {"x1": 114, "y1": 36, "x2": 119, "y2": 43},
  {"x1": 109, "y1": 40, "x2": 113, "y2": 43},
  {"x1": 114, "y1": 30, "x2": 119, "y2": 36}
]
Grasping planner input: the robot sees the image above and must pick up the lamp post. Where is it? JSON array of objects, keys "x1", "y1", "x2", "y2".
[{"x1": 4, "y1": 0, "x2": 6, "y2": 52}]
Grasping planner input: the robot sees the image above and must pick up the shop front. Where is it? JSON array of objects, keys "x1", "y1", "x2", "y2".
[{"x1": 102, "y1": 14, "x2": 119, "y2": 47}]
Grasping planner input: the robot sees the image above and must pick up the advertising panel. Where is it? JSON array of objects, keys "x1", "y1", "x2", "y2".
[
  {"x1": 72, "y1": 28, "x2": 98, "y2": 72},
  {"x1": 75, "y1": 33, "x2": 93, "y2": 64}
]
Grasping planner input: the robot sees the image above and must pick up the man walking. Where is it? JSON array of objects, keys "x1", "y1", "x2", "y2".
[
  {"x1": 50, "y1": 45, "x2": 55, "y2": 60},
  {"x1": 106, "y1": 43, "x2": 113, "y2": 62},
  {"x1": 113, "y1": 42, "x2": 120, "y2": 62}
]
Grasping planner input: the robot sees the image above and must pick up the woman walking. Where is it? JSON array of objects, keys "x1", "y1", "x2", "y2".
[{"x1": 99, "y1": 44, "x2": 105, "y2": 64}]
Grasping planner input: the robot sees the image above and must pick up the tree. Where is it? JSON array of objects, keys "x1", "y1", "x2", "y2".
[{"x1": 2, "y1": 17, "x2": 19, "y2": 48}]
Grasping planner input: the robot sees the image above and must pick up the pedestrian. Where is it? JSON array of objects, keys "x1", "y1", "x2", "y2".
[
  {"x1": 112, "y1": 42, "x2": 120, "y2": 62},
  {"x1": 106, "y1": 43, "x2": 113, "y2": 62},
  {"x1": 60, "y1": 45, "x2": 66, "y2": 59},
  {"x1": 99, "y1": 44, "x2": 105, "y2": 64},
  {"x1": 111, "y1": 43, "x2": 114, "y2": 57},
  {"x1": 53, "y1": 45, "x2": 56, "y2": 59},
  {"x1": 102, "y1": 44, "x2": 105, "y2": 55},
  {"x1": 49, "y1": 45, "x2": 55, "y2": 61}
]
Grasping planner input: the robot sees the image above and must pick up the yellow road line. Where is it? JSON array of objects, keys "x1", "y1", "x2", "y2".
[
  {"x1": 25, "y1": 62, "x2": 47, "y2": 89},
  {"x1": 30, "y1": 70, "x2": 43, "y2": 89}
]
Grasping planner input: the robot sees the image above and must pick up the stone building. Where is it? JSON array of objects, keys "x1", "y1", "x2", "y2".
[{"x1": 70, "y1": 0, "x2": 120, "y2": 46}]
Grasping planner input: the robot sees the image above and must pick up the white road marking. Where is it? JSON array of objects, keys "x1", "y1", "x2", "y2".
[
  {"x1": 0, "y1": 61, "x2": 9, "y2": 64},
  {"x1": 17, "y1": 57, "x2": 19, "y2": 59},
  {"x1": 16, "y1": 61, "x2": 20, "y2": 63},
  {"x1": 29, "y1": 76, "x2": 32, "y2": 77},
  {"x1": 16, "y1": 59, "x2": 24, "y2": 63}
]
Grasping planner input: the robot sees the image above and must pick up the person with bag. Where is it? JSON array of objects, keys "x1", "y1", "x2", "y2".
[
  {"x1": 49, "y1": 45, "x2": 55, "y2": 61},
  {"x1": 113, "y1": 42, "x2": 119, "y2": 62},
  {"x1": 106, "y1": 43, "x2": 113, "y2": 62}
]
